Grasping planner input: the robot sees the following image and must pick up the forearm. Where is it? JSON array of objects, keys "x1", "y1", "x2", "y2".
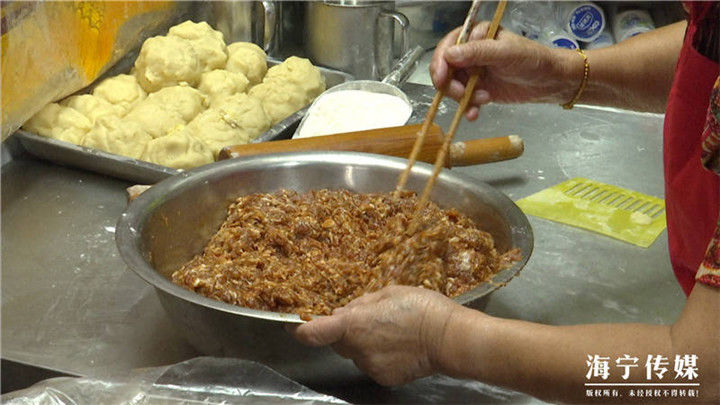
[
  {"x1": 554, "y1": 21, "x2": 686, "y2": 113},
  {"x1": 438, "y1": 284, "x2": 719, "y2": 403},
  {"x1": 439, "y1": 309, "x2": 672, "y2": 402}
]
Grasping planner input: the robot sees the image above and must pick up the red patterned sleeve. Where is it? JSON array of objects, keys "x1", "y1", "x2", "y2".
[
  {"x1": 697, "y1": 75, "x2": 720, "y2": 288},
  {"x1": 696, "y1": 215, "x2": 720, "y2": 288},
  {"x1": 700, "y1": 76, "x2": 720, "y2": 173}
]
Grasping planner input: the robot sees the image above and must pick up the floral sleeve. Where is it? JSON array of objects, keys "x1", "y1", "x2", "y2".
[
  {"x1": 697, "y1": 218, "x2": 720, "y2": 287},
  {"x1": 697, "y1": 75, "x2": 720, "y2": 288}
]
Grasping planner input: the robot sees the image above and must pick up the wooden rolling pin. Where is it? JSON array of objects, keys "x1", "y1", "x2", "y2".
[{"x1": 219, "y1": 124, "x2": 523, "y2": 167}]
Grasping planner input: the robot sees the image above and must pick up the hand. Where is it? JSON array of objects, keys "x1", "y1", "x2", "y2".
[
  {"x1": 430, "y1": 22, "x2": 580, "y2": 120},
  {"x1": 288, "y1": 285, "x2": 461, "y2": 386}
]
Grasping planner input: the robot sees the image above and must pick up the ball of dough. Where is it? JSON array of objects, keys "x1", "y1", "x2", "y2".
[
  {"x1": 125, "y1": 100, "x2": 186, "y2": 139},
  {"x1": 23, "y1": 103, "x2": 92, "y2": 144},
  {"x1": 81, "y1": 116, "x2": 151, "y2": 159},
  {"x1": 134, "y1": 35, "x2": 202, "y2": 92},
  {"x1": 186, "y1": 109, "x2": 253, "y2": 158},
  {"x1": 23, "y1": 103, "x2": 65, "y2": 136},
  {"x1": 226, "y1": 42, "x2": 267, "y2": 86},
  {"x1": 145, "y1": 85, "x2": 206, "y2": 122},
  {"x1": 214, "y1": 93, "x2": 271, "y2": 139},
  {"x1": 61, "y1": 94, "x2": 123, "y2": 124},
  {"x1": 92, "y1": 74, "x2": 147, "y2": 114},
  {"x1": 168, "y1": 20, "x2": 228, "y2": 72},
  {"x1": 198, "y1": 69, "x2": 250, "y2": 106},
  {"x1": 264, "y1": 56, "x2": 326, "y2": 101},
  {"x1": 249, "y1": 81, "x2": 307, "y2": 125},
  {"x1": 142, "y1": 126, "x2": 214, "y2": 170}
]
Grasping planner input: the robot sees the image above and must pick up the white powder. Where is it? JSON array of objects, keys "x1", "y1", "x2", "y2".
[{"x1": 295, "y1": 90, "x2": 412, "y2": 139}]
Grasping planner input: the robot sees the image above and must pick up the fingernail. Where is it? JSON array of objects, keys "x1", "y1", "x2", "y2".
[{"x1": 476, "y1": 90, "x2": 490, "y2": 102}]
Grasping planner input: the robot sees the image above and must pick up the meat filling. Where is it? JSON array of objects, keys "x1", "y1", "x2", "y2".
[{"x1": 172, "y1": 189, "x2": 520, "y2": 318}]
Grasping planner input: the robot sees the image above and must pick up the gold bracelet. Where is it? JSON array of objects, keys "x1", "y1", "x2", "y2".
[{"x1": 560, "y1": 49, "x2": 589, "y2": 110}]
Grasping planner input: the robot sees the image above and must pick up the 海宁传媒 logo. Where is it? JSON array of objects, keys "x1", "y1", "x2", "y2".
[{"x1": 584, "y1": 354, "x2": 700, "y2": 399}]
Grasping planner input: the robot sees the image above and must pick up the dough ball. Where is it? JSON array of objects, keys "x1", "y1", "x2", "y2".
[
  {"x1": 61, "y1": 94, "x2": 123, "y2": 124},
  {"x1": 142, "y1": 126, "x2": 214, "y2": 170},
  {"x1": 264, "y1": 56, "x2": 326, "y2": 101},
  {"x1": 198, "y1": 69, "x2": 250, "y2": 106},
  {"x1": 92, "y1": 74, "x2": 146, "y2": 113},
  {"x1": 247, "y1": 57, "x2": 326, "y2": 125},
  {"x1": 186, "y1": 109, "x2": 253, "y2": 158},
  {"x1": 134, "y1": 35, "x2": 202, "y2": 92},
  {"x1": 214, "y1": 93, "x2": 271, "y2": 139},
  {"x1": 81, "y1": 116, "x2": 151, "y2": 159},
  {"x1": 168, "y1": 20, "x2": 228, "y2": 72},
  {"x1": 23, "y1": 103, "x2": 64, "y2": 136},
  {"x1": 125, "y1": 100, "x2": 185, "y2": 139},
  {"x1": 145, "y1": 85, "x2": 206, "y2": 122},
  {"x1": 23, "y1": 103, "x2": 92, "y2": 144},
  {"x1": 249, "y1": 81, "x2": 307, "y2": 125},
  {"x1": 226, "y1": 42, "x2": 267, "y2": 86}
]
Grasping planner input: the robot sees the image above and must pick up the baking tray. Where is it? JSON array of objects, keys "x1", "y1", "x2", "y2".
[{"x1": 14, "y1": 59, "x2": 353, "y2": 184}]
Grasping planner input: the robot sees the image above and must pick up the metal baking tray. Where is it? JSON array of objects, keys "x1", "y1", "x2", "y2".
[{"x1": 14, "y1": 60, "x2": 353, "y2": 184}]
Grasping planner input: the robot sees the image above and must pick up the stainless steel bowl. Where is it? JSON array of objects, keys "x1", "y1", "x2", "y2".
[{"x1": 116, "y1": 151, "x2": 533, "y2": 384}]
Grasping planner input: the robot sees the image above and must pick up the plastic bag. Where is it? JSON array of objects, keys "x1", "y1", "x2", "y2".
[{"x1": 2, "y1": 357, "x2": 346, "y2": 404}]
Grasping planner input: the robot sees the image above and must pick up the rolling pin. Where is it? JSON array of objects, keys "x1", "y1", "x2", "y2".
[{"x1": 219, "y1": 124, "x2": 524, "y2": 167}]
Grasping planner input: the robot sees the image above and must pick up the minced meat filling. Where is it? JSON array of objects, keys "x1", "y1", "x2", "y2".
[{"x1": 172, "y1": 189, "x2": 519, "y2": 318}]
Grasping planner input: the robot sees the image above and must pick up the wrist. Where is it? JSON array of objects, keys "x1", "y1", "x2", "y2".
[
  {"x1": 552, "y1": 48, "x2": 589, "y2": 105},
  {"x1": 433, "y1": 305, "x2": 493, "y2": 379}
]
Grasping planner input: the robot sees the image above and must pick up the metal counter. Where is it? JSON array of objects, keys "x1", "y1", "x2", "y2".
[{"x1": 1, "y1": 82, "x2": 684, "y2": 404}]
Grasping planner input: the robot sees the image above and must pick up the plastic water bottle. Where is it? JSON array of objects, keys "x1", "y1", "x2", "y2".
[
  {"x1": 505, "y1": 1, "x2": 554, "y2": 41},
  {"x1": 583, "y1": 25, "x2": 615, "y2": 49},
  {"x1": 611, "y1": 8, "x2": 656, "y2": 42},
  {"x1": 555, "y1": 1, "x2": 606, "y2": 43},
  {"x1": 480, "y1": 1, "x2": 579, "y2": 50},
  {"x1": 540, "y1": 21, "x2": 580, "y2": 50}
]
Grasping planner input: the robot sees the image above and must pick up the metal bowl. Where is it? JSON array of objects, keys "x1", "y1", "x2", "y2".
[{"x1": 116, "y1": 151, "x2": 533, "y2": 384}]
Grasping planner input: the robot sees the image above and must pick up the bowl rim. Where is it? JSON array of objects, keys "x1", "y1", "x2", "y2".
[{"x1": 116, "y1": 151, "x2": 533, "y2": 323}]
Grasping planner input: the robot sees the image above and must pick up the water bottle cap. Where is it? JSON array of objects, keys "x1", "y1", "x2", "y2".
[
  {"x1": 566, "y1": 3, "x2": 605, "y2": 42},
  {"x1": 584, "y1": 31, "x2": 614, "y2": 49},
  {"x1": 550, "y1": 35, "x2": 579, "y2": 50},
  {"x1": 619, "y1": 27, "x2": 652, "y2": 42}
]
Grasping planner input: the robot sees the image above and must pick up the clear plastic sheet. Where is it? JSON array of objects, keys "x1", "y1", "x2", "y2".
[{"x1": 2, "y1": 357, "x2": 346, "y2": 405}]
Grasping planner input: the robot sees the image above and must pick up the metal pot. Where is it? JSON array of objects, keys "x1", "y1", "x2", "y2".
[
  {"x1": 207, "y1": 1, "x2": 280, "y2": 53},
  {"x1": 305, "y1": 1, "x2": 409, "y2": 80},
  {"x1": 116, "y1": 152, "x2": 533, "y2": 384},
  {"x1": 395, "y1": 1, "x2": 471, "y2": 50}
]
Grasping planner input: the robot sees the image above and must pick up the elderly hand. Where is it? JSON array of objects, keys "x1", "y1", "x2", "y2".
[
  {"x1": 431, "y1": 22, "x2": 581, "y2": 120},
  {"x1": 288, "y1": 285, "x2": 462, "y2": 386}
]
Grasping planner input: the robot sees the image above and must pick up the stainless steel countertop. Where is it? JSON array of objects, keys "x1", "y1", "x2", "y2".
[{"x1": 1, "y1": 82, "x2": 684, "y2": 404}]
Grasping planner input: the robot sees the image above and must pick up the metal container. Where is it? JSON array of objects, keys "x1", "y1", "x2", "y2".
[
  {"x1": 14, "y1": 60, "x2": 353, "y2": 184},
  {"x1": 305, "y1": 1, "x2": 409, "y2": 80},
  {"x1": 115, "y1": 152, "x2": 533, "y2": 384},
  {"x1": 292, "y1": 45, "x2": 423, "y2": 138},
  {"x1": 395, "y1": 1, "x2": 471, "y2": 50},
  {"x1": 206, "y1": 1, "x2": 280, "y2": 53}
]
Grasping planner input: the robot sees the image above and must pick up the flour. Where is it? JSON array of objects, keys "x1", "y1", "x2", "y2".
[{"x1": 295, "y1": 90, "x2": 412, "y2": 138}]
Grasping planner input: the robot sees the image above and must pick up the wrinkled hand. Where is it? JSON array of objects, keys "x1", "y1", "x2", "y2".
[
  {"x1": 431, "y1": 22, "x2": 575, "y2": 120},
  {"x1": 288, "y1": 285, "x2": 461, "y2": 386}
]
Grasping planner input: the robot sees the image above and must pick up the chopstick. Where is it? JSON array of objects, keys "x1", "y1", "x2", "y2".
[
  {"x1": 401, "y1": 0, "x2": 507, "y2": 234},
  {"x1": 395, "y1": 0, "x2": 486, "y2": 192}
]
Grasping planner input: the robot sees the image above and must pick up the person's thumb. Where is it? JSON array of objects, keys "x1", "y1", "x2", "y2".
[{"x1": 287, "y1": 314, "x2": 347, "y2": 347}]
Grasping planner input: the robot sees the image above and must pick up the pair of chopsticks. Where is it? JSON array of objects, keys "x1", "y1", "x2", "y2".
[{"x1": 397, "y1": 0, "x2": 508, "y2": 233}]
